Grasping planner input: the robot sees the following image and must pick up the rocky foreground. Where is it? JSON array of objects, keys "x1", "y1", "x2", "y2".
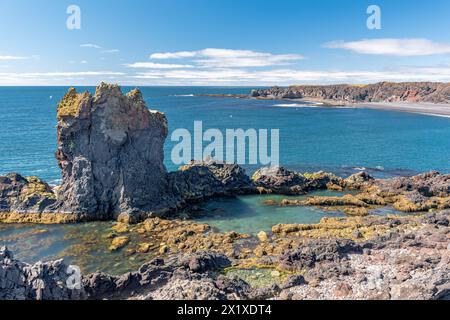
[
  {"x1": 250, "y1": 82, "x2": 450, "y2": 104},
  {"x1": 1, "y1": 209, "x2": 449, "y2": 300}
]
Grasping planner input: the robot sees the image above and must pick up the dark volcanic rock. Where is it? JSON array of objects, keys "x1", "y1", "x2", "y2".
[
  {"x1": 180, "y1": 251, "x2": 232, "y2": 273},
  {"x1": 252, "y1": 167, "x2": 308, "y2": 194},
  {"x1": 53, "y1": 83, "x2": 171, "y2": 221},
  {"x1": 250, "y1": 82, "x2": 450, "y2": 104},
  {"x1": 168, "y1": 161, "x2": 254, "y2": 205},
  {"x1": 0, "y1": 246, "x2": 84, "y2": 300},
  {"x1": 252, "y1": 166, "x2": 343, "y2": 194},
  {"x1": 375, "y1": 171, "x2": 450, "y2": 197},
  {"x1": 278, "y1": 239, "x2": 361, "y2": 271},
  {"x1": 0, "y1": 173, "x2": 56, "y2": 213}
]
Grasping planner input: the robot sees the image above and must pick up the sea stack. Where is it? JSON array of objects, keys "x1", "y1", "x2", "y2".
[{"x1": 54, "y1": 83, "x2": 170, "y2": 222}]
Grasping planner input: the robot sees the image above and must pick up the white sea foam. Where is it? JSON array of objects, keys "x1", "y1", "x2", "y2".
[
  {"x1": 273, "y1": 103, "x2": 319, "y2": 108},
  {"x1": 171, "y1": 94, "x2": 195, "y2": 97},
  {"x1": 419, "y1": 113, "x2": 450, "y2": 119}
]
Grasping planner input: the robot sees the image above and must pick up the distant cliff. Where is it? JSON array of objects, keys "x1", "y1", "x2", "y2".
[{"x1": 250, "y1": 82, "x2": 450, "y2": 104}]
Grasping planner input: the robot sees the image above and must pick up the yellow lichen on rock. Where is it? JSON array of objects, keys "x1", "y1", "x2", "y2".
[
  {"x1": 57, "y1": 88, "x2": 90, "y2": 120},
  {"x1": 136, "y1": 243, "x2": 153, "y2": 253},
  {"x1": 109, "y1": 236, "x2": 130, "y2": 251},
  {"x1": 111, "y1": 223, "x2": 129, "y2": 233},
  {"x1": 326, "y1": 183, "x2": 343, "y2": 191},
  {"x1": 19, "y1": 176, "x2": 56, "y2": 202},
  {"x1": 281, "y1": 194, "x2": 369, "y2": 208},
  {"x1": 271, "y1": 216, "x2": 416, "y2": 241},
  {"x1": 392, "y1": 195, "x2": 450, "y2": 212},
  {"x1": 257, "y1": 231, "x2": 269, "y2": 242},
  {"x1": 0, "y1": 212, "x2": 80, "y2": 224}
]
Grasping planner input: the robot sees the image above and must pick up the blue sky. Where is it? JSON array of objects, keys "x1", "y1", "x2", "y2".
[{"x1": 1, "y1": 0, "x2": 450, "y2": 85}]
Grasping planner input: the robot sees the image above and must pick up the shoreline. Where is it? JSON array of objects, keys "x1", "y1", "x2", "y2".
[
  {"x1": 354, "y1": 102, "x2": 450, "y2": 118},
  {"x1": 277, "y1": 99, "x2": 450, "y2": 117},
  {"x1": 195, "y1": 93, "x2": 450, "y2": 117}
]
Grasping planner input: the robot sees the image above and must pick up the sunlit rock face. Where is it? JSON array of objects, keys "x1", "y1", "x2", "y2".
[
  {"x1": 251, "y1": 82, "x2": 450, "y2": 104},
  {"x1": 54, "y1": 83, "x2": 170, "y2": 221}
]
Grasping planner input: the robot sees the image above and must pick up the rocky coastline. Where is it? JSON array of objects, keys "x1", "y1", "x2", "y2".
[
  {"x1": 249, "y1": 82, "x2": 450, "y2": 104},
  {"x1": 1, "y1": 83, "x2": 450, "y2": 300}
]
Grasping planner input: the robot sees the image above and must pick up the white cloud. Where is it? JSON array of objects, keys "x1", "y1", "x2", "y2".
[
  {"x1": 102, "y1": 49, "x2": 120, "y2": 54},
  {"x1": 124, "y1": 62, "x2": 194, "y2": 69},
  {"x1": 129, "y1": 66, "x2": 450, "y2": 85},
  {"x1": 324, "y1": 38, "x2": 450, "y2": 56},
  {"x1": 80, "y1": 43, "x2": 103, "y2": 49},
  {"x1": 0, "y1": 71, "x2": 124, "y2": 77},
  {"x1": 0, "y1": 55, "x2": 29, "y2": 60},
  {"x1": 149, "y1": 48, "x2": 304, "y2": 68},
  {"x1": 150, "y1": 51, "x2": 198, "y2": 59},
  {"x1": 80, "y1": 60, "x2": 88, "y2": 64}
]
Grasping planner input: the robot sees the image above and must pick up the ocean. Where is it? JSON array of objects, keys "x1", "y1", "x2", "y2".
[{"x1": 1, "y1": 86, "x2": 450, "y2": 184}]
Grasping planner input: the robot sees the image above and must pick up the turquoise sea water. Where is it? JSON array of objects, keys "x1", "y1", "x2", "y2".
[{"x1": 0, "y1": 86, "x2": 449, "y2": 271}]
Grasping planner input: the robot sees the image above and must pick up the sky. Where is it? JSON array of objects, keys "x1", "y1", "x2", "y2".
[{"x1": 1, "y1": 0, "x2": 450, "y2": 86}]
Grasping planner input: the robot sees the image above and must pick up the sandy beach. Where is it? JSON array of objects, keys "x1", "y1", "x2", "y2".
[
  {"x1": 354, "y1": 102, "x2": 450, "y2": 118},
  {"x1": 277, "y1": 98, "x2": 450, "y2": 118}
]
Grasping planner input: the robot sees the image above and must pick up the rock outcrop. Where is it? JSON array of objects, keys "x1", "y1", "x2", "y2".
[
  {"x1": 252, "y1": 166, "x2": 345, "y2": 194},
  {"x1": 0, "y1": 246, "x2": 84, "y2": 300},
  {"x1": 250, "y1": 82, "x2": 450, "y2": 104},
  {"x1": 53, "y1": 83, "x2": 170, "y2": 221},
  {"x1": 168, "y1": 161, "x2": 254, "y2": 205},
  {"x1": 0, "y1": 174, "x2": 55, "y2": 214}
]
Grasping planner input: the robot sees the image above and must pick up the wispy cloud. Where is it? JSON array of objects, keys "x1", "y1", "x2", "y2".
[
  {"x1": 102, "y1": 49, "x2": 120, "y2": 54},
  {"x1": 129, "y1": 66, "x2": 450, "y2": 85},
  {"x1": 324, "y1": 38, "x2": 450, "y2": 56},
  {"x1": 0, "y1": 55, "x2": 30, "y2": 60},
  {"x1": 124, "y1": 62, "x2": 194, "y2": 69},
  {"x1": 149, "y1": 48, "x2": 304, "y2": 68},
  {"x1": 0, "y1": 71, "x2": 124, "y2": 77},
  {"x1": 80, "y1": 43, "x2": 103, "y2": 49}
]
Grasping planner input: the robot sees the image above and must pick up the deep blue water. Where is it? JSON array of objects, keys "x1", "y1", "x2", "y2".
[{"x1": 1, "y1": 86, "x2": 450, "y2": 184}]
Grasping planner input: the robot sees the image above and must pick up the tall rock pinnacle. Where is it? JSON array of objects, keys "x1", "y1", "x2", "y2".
[{"x1": 54, "y1": 83, "x2": 170, "y2": 221}]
